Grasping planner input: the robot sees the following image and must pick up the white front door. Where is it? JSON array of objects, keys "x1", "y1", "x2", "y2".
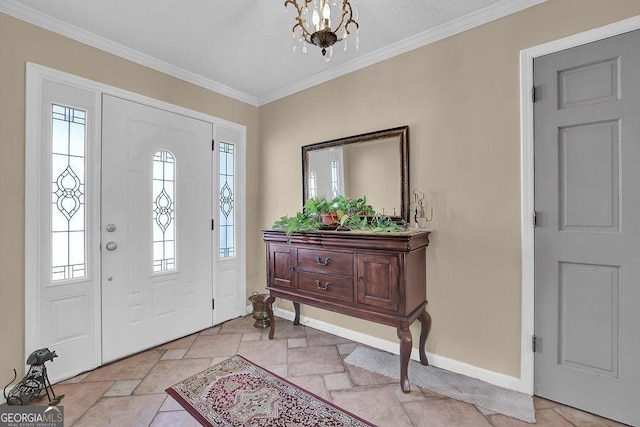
[
  {"x1": 27, "y1": 66, "x2": 247, "y2": 381},
  {"x1": 101, "y1": 95, "x2": 214, "y2": 362},
  {"x1": 534, "y1": 29, "x2": 640, "y2": 425}
]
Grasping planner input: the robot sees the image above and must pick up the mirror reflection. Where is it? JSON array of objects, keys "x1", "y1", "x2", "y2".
[{"x1": 302, "y1": 126, "x2": 409, "y2": 222}]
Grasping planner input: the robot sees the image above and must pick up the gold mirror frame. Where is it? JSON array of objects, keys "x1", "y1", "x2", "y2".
[{"x1": 302, "y1": 126, "x2": 409, "y2": 223}]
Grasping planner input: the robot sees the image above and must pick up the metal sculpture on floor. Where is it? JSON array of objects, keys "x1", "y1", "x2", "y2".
[{"x1": 3, "y1": 348, "x2": 64, "y2": 406}]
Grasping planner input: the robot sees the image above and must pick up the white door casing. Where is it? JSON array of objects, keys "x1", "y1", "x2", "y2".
[{"x1": 26, "y1": 64, "x2": 247, "y2": 381}]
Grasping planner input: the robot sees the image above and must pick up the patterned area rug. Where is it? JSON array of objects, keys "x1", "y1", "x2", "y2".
[{"x1": 166, "y1": 355, "x2": 373, "y2": 426}]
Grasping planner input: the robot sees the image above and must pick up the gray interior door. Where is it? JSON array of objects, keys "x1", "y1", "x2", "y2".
[{"x1": 534, "y1": 29, "x2": 640, "y2": 425}]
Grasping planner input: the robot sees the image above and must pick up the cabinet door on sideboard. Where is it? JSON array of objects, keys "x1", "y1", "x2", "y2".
[
  {"x1": 269, "y1": 244, "x2": 297, "y2": 289},
  {"x1": 356, "y1": 253, "x2": 399, "y2": 312}
]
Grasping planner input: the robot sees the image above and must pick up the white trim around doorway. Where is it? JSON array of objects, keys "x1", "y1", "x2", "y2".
[
  {"x1": 25, "y1": 63, "x2": 247, "y2": 379},
  {"x1": 519, "y1": 15, "x2": 640, "y2": 395}
]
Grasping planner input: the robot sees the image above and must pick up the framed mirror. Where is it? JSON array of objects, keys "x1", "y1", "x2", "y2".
[{"x1": 302, "y1": 126, "x2": 409, "y2": 223}]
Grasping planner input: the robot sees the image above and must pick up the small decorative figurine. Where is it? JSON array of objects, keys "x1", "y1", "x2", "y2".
[
  {"x1": 3, "y1": 348, "x2": 64, "y2": 406},
  {"x1": 413, "y1": 189, "x2": 433, "y2": 228}
]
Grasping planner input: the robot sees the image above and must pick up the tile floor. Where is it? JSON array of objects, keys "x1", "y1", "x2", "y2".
[{"x1": 26, "y1": 316, "x2": 628, "y2": 426}]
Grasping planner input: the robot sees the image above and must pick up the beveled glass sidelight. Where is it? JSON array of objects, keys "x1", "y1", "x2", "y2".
[
  {"x1": 51, "y1": 104, "x2": 87, "y2": 281},
  {"x1": 219, "y1": 141, "x2": 235, "y2": 258}
]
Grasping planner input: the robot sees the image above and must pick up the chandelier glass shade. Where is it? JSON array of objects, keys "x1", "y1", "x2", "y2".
[{"x1": 285, "y1": 0, "x2": 359, "y2": 61}]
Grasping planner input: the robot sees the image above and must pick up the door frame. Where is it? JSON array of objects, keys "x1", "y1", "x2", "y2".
[
  {"x1": 519, "y1": 15, "x2": 640, "y2": 395},
  {"x1": 25, "y1": 63, "x2": 247, "y2": 380}
]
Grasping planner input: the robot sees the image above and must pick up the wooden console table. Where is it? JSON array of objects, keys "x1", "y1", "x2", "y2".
[{"x1": 262, "y1": 229, "x2": 431, "y2": 393}]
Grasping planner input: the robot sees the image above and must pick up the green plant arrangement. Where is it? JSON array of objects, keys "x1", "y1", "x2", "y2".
[{"x1": 272, "y1": 195, "x2": 405, "y2": 234}]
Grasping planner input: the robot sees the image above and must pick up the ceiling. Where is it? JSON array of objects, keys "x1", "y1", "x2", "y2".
[{"x1": 1, "y1": 0, "x2": 544, "y2": 106}]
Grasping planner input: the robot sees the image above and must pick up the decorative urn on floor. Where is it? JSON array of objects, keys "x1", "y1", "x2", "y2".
[{"x1": 248, "y1": 292, "x2": 271, "y2": 328}]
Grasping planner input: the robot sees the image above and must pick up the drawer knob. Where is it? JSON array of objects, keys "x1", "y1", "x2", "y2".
[
  {"x1": 358, "y1": 275, "x2": 364, "y2": 282},
  {"x1": 315, "y1": 280, "x2": 331, "y2": 291},
  {"x1": 289, "y1": 266, "x2": 295, "y2": 271},
  {"x1": 315, "y1": 256, "x2": 331, "y2": 266}
]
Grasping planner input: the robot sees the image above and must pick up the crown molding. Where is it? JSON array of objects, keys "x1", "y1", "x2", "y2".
[
  {"x1": 1, "y1": 0, "x2": 545, "y2": 108},
  {"x1": 0, "y1": 0, "x2": 259, "y2": 107},
  {"x1": 258, "y1": 0, "x2": 547, "y2": 105}
]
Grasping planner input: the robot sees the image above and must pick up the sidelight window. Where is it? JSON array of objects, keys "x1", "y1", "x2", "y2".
[
  {"x1": 219, "y1": 141, "x2": 235, "y2": 258},
  {"x1": 51, "y1": 104, "x2": 86, "y2": 281}
]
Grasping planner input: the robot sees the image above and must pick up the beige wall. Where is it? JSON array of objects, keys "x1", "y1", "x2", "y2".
[
  {"x1": 259, "y1": 0, "x2": 640, "y2": 378},
  {"x1": 0, "y1": 13, "x2": 260, "y2": 382},
  {"x1": 3, "y1": 0, "x2": 640, "y2": 386}
]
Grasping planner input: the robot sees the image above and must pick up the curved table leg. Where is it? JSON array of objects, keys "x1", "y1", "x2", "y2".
[
  {"x1": 397, "y1": 325, "x2": 413, "y2": 393},
  {"x1": 418, "y1": 309, "x2": 431, "y2": 366},
  {"x1": 265, "y1": 295, "x2": 276, "y2": 339},
  {"x1": 293, "y1": 302, "x2": 301, "y2": 325}
]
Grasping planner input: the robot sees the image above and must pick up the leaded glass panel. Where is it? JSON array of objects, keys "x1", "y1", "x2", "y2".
[
  {"x1": 51, "y1": 104, "x2": 86, "y2": 281},
  {"x1": 219, "y1": 142, "x2": 235, "y2": 258},
  {"x1": 153, "y1": 150, "x2": 176, "y2": 272}
]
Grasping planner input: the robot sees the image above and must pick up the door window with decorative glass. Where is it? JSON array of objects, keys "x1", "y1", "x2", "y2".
[
  {"x1": 51, "y1": 104, "x2": 86, "y2": 281},
  {"x1": 152, "y1": 150, "x2": 176, "y2": 272},
  {"x1": 219, "y1": 141, "x2": 235, "y2": 258}
]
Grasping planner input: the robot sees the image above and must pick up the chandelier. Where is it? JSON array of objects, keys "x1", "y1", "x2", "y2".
[{"x1": 284, "y1": 0, "x2": 359, "y2": 61}]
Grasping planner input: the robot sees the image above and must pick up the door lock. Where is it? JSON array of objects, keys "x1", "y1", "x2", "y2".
[{"x1": 106, "y1": 224, "x2": 117, "y2": 232}]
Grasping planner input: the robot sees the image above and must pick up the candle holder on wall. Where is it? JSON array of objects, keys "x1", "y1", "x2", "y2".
[{"x1": 412, "y1": 189, "x2": 433, "y2": 228}]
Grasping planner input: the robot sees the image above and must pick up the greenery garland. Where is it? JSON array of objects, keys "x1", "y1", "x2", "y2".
[{"x1": 272, "y1": 195, "x2": 405, "y2": 234}]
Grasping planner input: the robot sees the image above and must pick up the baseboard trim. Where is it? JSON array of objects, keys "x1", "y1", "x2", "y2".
[{"x1": 273, "y1": 308, "x2": 527, "y2": 394}]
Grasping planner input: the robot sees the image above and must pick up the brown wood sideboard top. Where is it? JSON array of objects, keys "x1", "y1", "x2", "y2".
[{"x1": 262, "y1": 229, "x2": 432, "y2": 392}]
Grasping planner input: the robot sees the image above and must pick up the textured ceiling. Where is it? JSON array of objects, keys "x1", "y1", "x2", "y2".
[{"x1": 1, "y1": 0, "x2": 544, "y2": 105}]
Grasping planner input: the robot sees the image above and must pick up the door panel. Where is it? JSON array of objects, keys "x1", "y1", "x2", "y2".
[
  {"x1": 214, "y1": 126, "x2": 245, "y2": 324},
  {"x1": 557, "y1": 57, "x2": 619, "y2": 108},
  {"x1": 36, "y1": 80, "x2": 101, "y2": 382},
  {"x1": 558, "y1": 262, "x2": 619, "y2": 378},
  {"x1": 534, "y1": 29, "x2": 640, "y2": 425},
  {"x1": 101, "y1": 95, "x2": 213, "y2": 362},
  {"x1": 558, "y1": 121, "x2": 619, "y2": 231}
]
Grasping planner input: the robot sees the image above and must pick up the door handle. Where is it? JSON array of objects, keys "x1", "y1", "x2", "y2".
[{"x1": 105, "y1": 241, "x2": 118, "y2": 251}]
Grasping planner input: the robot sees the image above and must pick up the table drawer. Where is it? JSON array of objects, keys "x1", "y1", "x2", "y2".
[
  {"x1": 298, "y1": 272, "x2": 353, "y2": 302},
  {"x1": 297, "y1": 248, "x2": 353, "y2": 276}
]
